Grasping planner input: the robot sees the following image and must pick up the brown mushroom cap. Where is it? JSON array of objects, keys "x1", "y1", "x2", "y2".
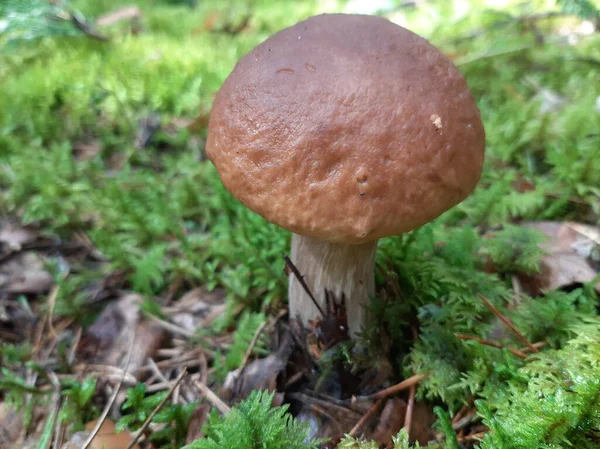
[{"x1": 207, "y1": 13, "x2": 485, "y2": 244}]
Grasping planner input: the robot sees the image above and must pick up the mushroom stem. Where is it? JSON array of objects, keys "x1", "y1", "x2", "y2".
[{"x1": 288, "y1": 233, "x2": 377, "y2": 338}]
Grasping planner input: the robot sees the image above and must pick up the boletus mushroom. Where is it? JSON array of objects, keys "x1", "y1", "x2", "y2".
[{"x1": 206, "y1": 14, "x2": 485, "y2": 338}]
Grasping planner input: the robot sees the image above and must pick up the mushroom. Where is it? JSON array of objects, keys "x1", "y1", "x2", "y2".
[{"x1": 206, "y1": 14, "x2": 485, "y2": 338}]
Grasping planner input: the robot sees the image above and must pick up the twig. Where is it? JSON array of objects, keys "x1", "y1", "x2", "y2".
[
  {"x1": 46, "y1": 286, "x2": 59, "y2": 340},
  {"x1": 348, "y1": 399, "x2": 385, "y2": 437},
  {"x1": 352, "y1": 373, "x2": 427, "y2": 402},
  {"x1": 70, "y1": 11, "x2": 109, "y2": 41},
  {"x1": 148, "y1": 358, "x2": 170, "y2": 384},
  {"x1": 149, "y1": 315, "x2": 194, "y2": 338},
  {"x1": 68, "y1": 327, "x2": 82, "y2": 366},
  {"x1": 453, "y1": 411, "x2": 476, "y2": 431},
  {"x1": 289, "y1": 392, "x2": 362, "y2": 419},
  {"x1": 194, "y1": 381, "x2": 231, "y2": 415},
  {"x1": 283, "y1": 253, "x2": 325, "y2": 317},
  {"x1": 239, "y1": 320, "x2": 268, "y2": 371},
  {"x1": 477, "y1": 294, "x2": 538, "y2": 353},
  {"x1": 81, "y1": 330, "x2": 136, "y2": 449},
  {"x1": 520, "y1": 341, "x2": 547, "y2": 353},
  {"x1": 454, "y1": 334, "x2": 528, "y2": 359},
  {"x1": 458, "y1": 431, "x2": 487, "y2": 442},
  {"x1": 50, "y1": 372, "x2": 65, "y2": 449},
  {"x1": 452, "y1": 394, "x2": 476, "y2": 425},
  {"x1": 125, "y1": 369, "x2": 188, "y2": 449},
  {"x1": 404, "y1": 383, "x2": 416, "y2": 439}
]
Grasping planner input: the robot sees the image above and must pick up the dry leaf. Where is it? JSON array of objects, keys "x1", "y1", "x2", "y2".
[
  {"x1": 366, "y1": 398, "x2": 406, "y2": 446},
  {"x1": 72, "y1": 140, "x2": 103, "y2": 161},
  {"x1": 410, "y1": 402, "x2": 437, "y2": 445},
  {"x1": 0, "y1": 222, "x2": 37, "y2": 250},
  {"x1": 167, "y1": 288, "x2": 227, "y2": 333},
  {"x1": 78, "y1": 294, "x2": 167, "y2": 377},
  {"x1": 185, "y1": 403, "x2": 211, "y2": 444},
  {"x1": 0, "y1": 252, "x2": 53, "y2": 294},
  {"x1": 63, "y1": 419, "x2": 140, "y2": 449},
  {"x1": 0, "y1": 402, "x2": 24, "y2": 448},
  {"x1": 520, "y1": 221, "x2": 600, "y2": 294},
  {"x1": 222, "y1": 354, "x2": 286, "y2": 403}
]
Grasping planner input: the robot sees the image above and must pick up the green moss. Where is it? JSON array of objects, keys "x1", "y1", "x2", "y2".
[{"x1": 1, "y1": 0, "x2": 600, "y2": 447}]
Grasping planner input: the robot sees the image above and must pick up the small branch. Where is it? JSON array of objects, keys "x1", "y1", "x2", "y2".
[
  {"x1": 458, "y1": 430, "x2": 487, "y2": 443},
  {"x1": 454, "y1": 334, "x2": 528, "y2": 359},
  {"x1": 46, "y1": 286, "x2": 60, "y2": 340},
  {"x1": 404, "y1": 383, "x2": 416, "y2": 439},
  {"x1": 348, "y1": 399, "x2": 385, "y2": 437},
  {"x1": 239, "y1": 320, "x2": 267, "y2": 371},
  {"x1": 520, "y1": 341, "x2": 547, "y2": 353},
  {"x1": 477, "y1": 293, "x2": 538, "y2": 353},
  {"x1": 125, "y1": 369, "x2": 187, "y2": 449},
  {"x1": 283, "y1": 253, "x2": 325, "y2": 317},
  {"x1": 149, "y1": 315, "x2": 194, "y2": 338},
  {"x1": 352, "y1": 373, "x2": 426, "y2": 402},
  {"x1": 70, "y1": 11, "x2": 110, "y2": 41},
  {"x1": 81, "y1": 331, "x2": 136, "y2": 449},
  {"x1": 194, "y1": 381, "x2": 231, "y2": 415}
]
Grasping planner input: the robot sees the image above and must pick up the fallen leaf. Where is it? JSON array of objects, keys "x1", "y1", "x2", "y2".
[
  {"x1": 366, "y1": 398, "x2": 406, "y2": 446},
  {"x1": 410, "y1": 402, "x2": 437, "y2": 445},
  {"x1": 0, "y1": 402, "x2": 23, "y2": 448},
  {"x1": 167, "y1": 288, "x2": 227, "y2": 334},
  {"x1": 0, "y1": 222, "x2": 37, "y2": 251},
  {"x1": 78, "y1": 294, "x2": 167, "y2": 377},
  {"x1": 222, "y1": 354, "x2": 286, "y2": 403},
  {"x1": 185, "y1": 403, "x2": 211, "y2": 444},
  {"x1": 63, "y1": 419, "x2": 140, "y2": 449},
  {"x1": 0, "y1": 251, "x2": 53, "y2": 294},
  {"x1": 72, "y1": 140, "x2": 103, "y2": 160},
  {"x1": 520, "y1": 221, "x2": 600, "y2": 294}
]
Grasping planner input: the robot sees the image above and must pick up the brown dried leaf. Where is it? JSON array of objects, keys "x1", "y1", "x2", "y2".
[
  {"x1": 0, "y1": 252, "x2": 53, "y2": 294},
  {"x1": 410, "y1": 402, "x2": 436, "y2": 445},
  {"x1": 167, "y1": 288, "x2": 227, "y2": 333},
  {"x1": 0, "y1": 222, "x2": 37, "y2": 250},
  {"x1": 366, "y1": 398, "x2": 406, "y2": 446},
  {"x1": 78, "y1": 294, "x2": 167, "y2": 377},
  {"x1": 222, "y1": 354, "x2": 286, "y2": 403},
  {"x1": 185, "y1": 403, "x2": 211, "y2": 444},
  {"x1": 520, "y1": 221, "x2": 600, "y2": 294},
  {"x1": 63, "y1": 419, "x2": 140, "y2": 449},
  {"x1": 0, "y1": 402, "x2": 24, "y2": 448},
  {"x1": 72, "y1": 140, "x2": 103, "y2": 161}
]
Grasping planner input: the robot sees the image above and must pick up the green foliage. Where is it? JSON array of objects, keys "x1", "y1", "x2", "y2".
[
  {"x1": 0, "y1": 368, "x2": 47, "y2": 429},
  {"x1": 213, "y1": 311, "x2": 268, "y2": 380},
  {"x1": 477, "y1": 322, "x2": 600, "y2": 449},
  {"x1": 0, "y1": 342, "x2": 32, "y2": 366},
  {"x1": 1, "y1": 0, "x2": 600, "y2": 448},
  {"x1": 335, "y1": 429, "x2": 422, "y2": 449},
  {"x1": 0, "y1": 0, "x2": 84, "y2": 51},
  {"x1": 557, "y1": 0, "x2": 600, "y2": 20},
  {"x1": 118, "y1": 383, "x2": 197, "y2": 448},
  {"x1": 484, "y1": 225, "x2": 545, "y2": 274},
  {"x1": 184, "y1": 390, "x2": 321, "y2": 449},
  {"x1": 59, "y1": 377, "x2": 98, "y2": 431},
  {"x1": 434, "y1": 407, "x2": 459, "y2": 449}
]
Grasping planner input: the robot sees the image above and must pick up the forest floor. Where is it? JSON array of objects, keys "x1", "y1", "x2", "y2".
[{"x1": 1, "y1": 1, "x2": 600, "y2": 448}]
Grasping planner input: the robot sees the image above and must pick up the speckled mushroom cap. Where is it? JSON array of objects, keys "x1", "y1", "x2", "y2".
[{"x1": 206, "y1": 13, "x2": 485, "y2": 244}]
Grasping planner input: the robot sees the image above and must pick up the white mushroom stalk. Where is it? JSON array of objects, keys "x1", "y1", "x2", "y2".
[{"x1": 288, "y1": 234, "x2": 377, "y2": 337}]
